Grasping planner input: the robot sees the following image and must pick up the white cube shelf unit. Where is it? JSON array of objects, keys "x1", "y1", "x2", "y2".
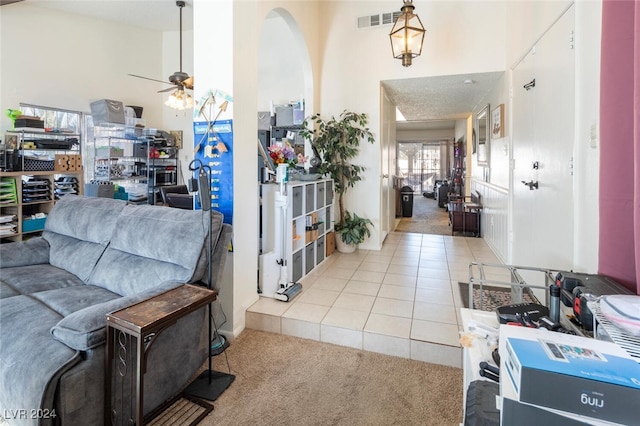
[{"x1": 260, "y1": 178, "x2": 334, "y2": 298}]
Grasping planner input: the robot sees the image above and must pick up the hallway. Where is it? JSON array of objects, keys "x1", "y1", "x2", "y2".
[
  {"x1": 246, "y1": 231, "x2": 503, "y2": 368},
  {"x1": 395, "y1": 193, "x2": 451, "y2": 236}
]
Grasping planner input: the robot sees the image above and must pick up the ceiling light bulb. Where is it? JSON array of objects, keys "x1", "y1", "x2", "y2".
[{"x1": 165, "y1": 89, "x2": 194, "y2": 110}]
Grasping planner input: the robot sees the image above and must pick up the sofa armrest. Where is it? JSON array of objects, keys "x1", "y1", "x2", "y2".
[
  {"x1": 50, "y1": 281, "x2": 185, "y2": 351},
  {"x1": 211, "y1": 223, "x2": 232, "y2": 291},
  {"x1": 0, "y1": 237, "x2": 50, "y2": 268}
]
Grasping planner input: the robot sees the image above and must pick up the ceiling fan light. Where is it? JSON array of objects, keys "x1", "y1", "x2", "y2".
[{"x1": 165, "y1": 89, "x2": 194, "y2": 110}]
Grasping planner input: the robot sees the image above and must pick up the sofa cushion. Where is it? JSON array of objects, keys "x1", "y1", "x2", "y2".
[
  {"x1": 0, "y1": 283, "x2": 19, "y2": 299},
  {"x1": 31, "y1": 285, "x2": 120, "y2": 317},
  {"x1": 88, "y1": 204, "x2": 209, "y2": 296},
  {"x1": 43, "y1": 195, "x2": 127, "y2": 281},
  {"x1": 0, "y1": 296, "x2": 80, "y2": 423},
  {"x1": 0, "y1": 236, "x2": 50, "y2": 269},
  {"x1": 110, "y1": 204, "x2": 209, "y2": 269},
  {"x1": 51, "y1": 281, "x2": 183, "y2": 351},
  {"x1": 0, "y1": 264, "x2": 85, "y2": 298}
]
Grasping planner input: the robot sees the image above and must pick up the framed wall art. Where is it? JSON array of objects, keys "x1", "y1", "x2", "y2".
[{"x1": 491, "y1": 104, "x2": 504, "y2": 139}]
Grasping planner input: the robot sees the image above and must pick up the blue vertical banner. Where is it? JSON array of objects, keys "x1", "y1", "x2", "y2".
[{"x1": 193, "y1": 119, "x2": 233, "y2": 224}]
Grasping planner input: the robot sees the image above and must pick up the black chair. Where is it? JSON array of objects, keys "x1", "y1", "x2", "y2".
[{"x1": 159, "y1": 185, "x2": 193, "y2": 210}]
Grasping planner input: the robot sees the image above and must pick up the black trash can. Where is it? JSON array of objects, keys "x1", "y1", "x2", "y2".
[{"x1": 400, "y1": 186, "x2": 414, "y2": 217}]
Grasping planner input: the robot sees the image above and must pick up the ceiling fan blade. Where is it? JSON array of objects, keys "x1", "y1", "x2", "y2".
[
  {"x1": 183, "y1": 76, "x2": 194, "y2": 90},
  {"x1": 157, "y1": 86, "x2": 178, "y2": 93},
  {"x1": 128, "y1": 74, "x2": 172, "y2": 85}
]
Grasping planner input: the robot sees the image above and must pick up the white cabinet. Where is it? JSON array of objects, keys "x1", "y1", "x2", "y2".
[{"x1": 260, "y1": 178, "x2": 334, "y2": 298}]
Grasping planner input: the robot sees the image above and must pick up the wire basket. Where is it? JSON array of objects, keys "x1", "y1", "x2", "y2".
[{"x1": 19, "y1": 156, "x2": 55, "y2": 171}]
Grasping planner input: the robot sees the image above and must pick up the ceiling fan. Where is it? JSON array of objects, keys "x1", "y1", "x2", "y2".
[{"x1": 128, "y1": 1, "x2": 194, "y2": 96}]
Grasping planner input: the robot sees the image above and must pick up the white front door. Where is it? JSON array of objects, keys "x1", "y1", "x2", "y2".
[{"x1": 511, "y1": 6, "x2": 575, "y2": 273}]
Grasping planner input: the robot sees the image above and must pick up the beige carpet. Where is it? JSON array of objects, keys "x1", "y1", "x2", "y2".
[
  {"x1": 396, "y1": 194, "x2": 451, "y2": 235},
  {"x1": 193, "y1": 329, "x2": 463, "y2": 426}
]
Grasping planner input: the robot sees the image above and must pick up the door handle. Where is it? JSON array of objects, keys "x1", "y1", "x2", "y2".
[{"x1": 521, "y1": 180, "x2": 538, "y2": 190}]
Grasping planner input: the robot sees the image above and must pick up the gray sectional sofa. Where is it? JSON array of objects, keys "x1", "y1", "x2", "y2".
[{"x1": 0, "y1": 195, "x2": 231, "y2": 425}]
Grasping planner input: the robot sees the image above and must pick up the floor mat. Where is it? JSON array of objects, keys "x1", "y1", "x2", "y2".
[
  {"x1": 147, "y1": 395, "x2": 213, "y2": 426},
  {"x1": 459, "y1": 282, "x2": 538, "y2": 312}
]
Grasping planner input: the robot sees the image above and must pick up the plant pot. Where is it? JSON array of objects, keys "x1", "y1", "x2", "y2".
[{"x1": 335, "y1": 233, "x2": 356, "y2": 253}]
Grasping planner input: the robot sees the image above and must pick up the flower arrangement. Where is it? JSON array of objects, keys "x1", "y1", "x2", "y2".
[{"x1": 268, "y1": 142, "x2": 298, "y2": 167}]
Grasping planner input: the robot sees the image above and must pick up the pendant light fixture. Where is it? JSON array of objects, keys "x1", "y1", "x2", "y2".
[{"x1": 389, "y1": 0, "x2": 426, "y2": 67}]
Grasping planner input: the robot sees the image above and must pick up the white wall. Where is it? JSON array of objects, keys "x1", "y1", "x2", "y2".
[
  {"x1": 319, "y1": 1, "x2": 507, "y2": 250},
  {"x1": 572, "y1": 0, "x2": 601, "y2": 273},
  {"x1": 397, "y1": 128, "x2": 455, "y2": 142},
  {"x1": 380, "y1": 85, "x2": 397, "y2": 238},
  {"x1": 0, "y1": 4, "x2": 165, "y2": 130},
  {"x1": 474, "y1": 71, "x2": 510, "y2": 189},
  {"x1": 505, "y1": 0, "x2": 574, "y2": 68},
  {"x1": 193, "y1": 0, "x2": 322, "y2": 337},
  {"x1": 258, "y1": 14, "x2": 306, "y2": 110}
]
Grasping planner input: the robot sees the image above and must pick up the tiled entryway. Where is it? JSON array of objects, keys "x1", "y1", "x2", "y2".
[{"x1": 246, "y1": 232, "x2": 502, "y2": 368}]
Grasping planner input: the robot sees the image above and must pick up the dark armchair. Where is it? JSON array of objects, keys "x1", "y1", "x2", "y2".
[{"x1": 159, "y1": 185, "x2": 193, "y2": 210}]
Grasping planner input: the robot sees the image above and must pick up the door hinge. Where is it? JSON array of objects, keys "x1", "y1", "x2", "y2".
[
  {"x1": 570, "y1": 157, "x2": 574, "y2": 176},
  {"x1": 569, "y1": 30, "x2": 574, "y2": 50}
]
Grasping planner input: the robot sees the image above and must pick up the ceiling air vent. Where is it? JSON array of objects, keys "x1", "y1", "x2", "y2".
[
  {"x1": 382, "y1": 11, "x2": 401, "y2": 25},
  {"x1": 357, "y1": 11, "x2": 399, "y2": 29},
  {"x1": 357, "y1": 14, "x2": 380, "y2": 29}
]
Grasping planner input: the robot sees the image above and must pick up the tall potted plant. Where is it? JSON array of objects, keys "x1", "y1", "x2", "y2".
[{"x1": 301, "y1": 111, "x2": 375, "y2": 252}]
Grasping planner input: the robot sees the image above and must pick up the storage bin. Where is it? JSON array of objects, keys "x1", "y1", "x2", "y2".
[
  {"x1": 113, "y1": 189, "x2": 129, "y2": 201},
  {"x1": 14, "y1": 118, "x2": 44, "y2": 129},
  {"x1": 85, "y1": 182, "x2": 115, "y2": 198},
  {"x1": 22, "y1": 217, "x2": 46, "y2": 233},
  {"x1": 275, "y1": 105, "x2": 294, "y2": 126},
  {"x1": 96, "y1": 147, "x2": 123, "y2": 158},
  {"x1": 133, "y1": 143, "x2": 148, "y2": 158},
  {"x1": 90, "y1": 99, "x2": 126, "y2": 125},
  {"x1": 19, "y1": 155, "x2": 54, "y2": 171}
]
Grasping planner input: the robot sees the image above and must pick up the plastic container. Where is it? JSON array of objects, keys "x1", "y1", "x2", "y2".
[{"x1": 22, "y1": 217, "x2": 46, "y2": 233}]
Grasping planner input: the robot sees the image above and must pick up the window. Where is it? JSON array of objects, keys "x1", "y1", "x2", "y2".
[{"x1": 397, "y1": 142, "x2": 441, "y2": 193}]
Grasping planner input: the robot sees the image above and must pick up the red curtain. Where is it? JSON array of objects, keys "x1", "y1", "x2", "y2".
[{"x1": 599, "y1": 0, "x2": 640, "y2": 294}]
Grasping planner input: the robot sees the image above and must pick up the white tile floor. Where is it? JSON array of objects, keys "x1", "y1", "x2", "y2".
[{"x1": 246, "y1": 232, "x2": 503, "y2": 368}]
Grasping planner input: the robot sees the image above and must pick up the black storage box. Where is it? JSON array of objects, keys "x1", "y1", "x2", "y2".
[
  {"x1": 14, "y1": 118, "x2": 44, "y2": 129},
  {"x1": 33, "y1": 139, "x2": 77, "y2": 150}
]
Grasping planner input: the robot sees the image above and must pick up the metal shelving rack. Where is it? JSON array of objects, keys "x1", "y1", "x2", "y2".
[{"x1": 92, "y1": 125, "x2": 178, "y2": 204}]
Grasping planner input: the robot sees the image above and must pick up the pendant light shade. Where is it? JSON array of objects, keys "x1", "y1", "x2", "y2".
[{"x1": 389, "y1": 0, "x2": 426, "y2": 67}]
